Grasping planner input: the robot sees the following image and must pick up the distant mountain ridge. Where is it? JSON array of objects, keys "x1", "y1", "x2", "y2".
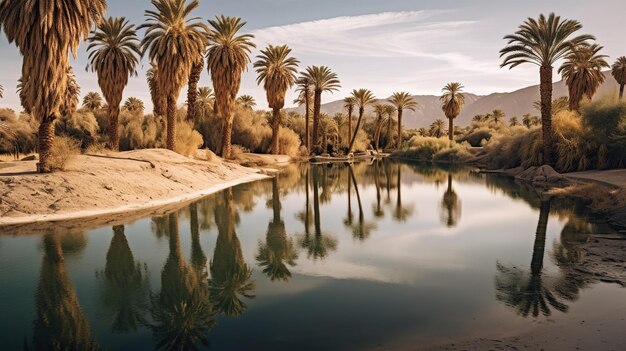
[{"x1": 288, "y1": 71, "x2": 620, "y2": 128}]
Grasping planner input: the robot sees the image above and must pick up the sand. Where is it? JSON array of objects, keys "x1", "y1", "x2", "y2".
[{"x1": 0, "y1": 149, "x2": 273, "y2": 228}]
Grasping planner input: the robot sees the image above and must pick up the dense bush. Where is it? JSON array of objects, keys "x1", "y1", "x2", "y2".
[
  {"x1": 0, "y1": 108, "x2": 37, "y2": 155},
  {"x1": 55, "y1": 110, "x2": 100, "y2": 149},
  {"x1": 48, "y1": 136, "x2": 80, "y2": 171},
  {"x1": 392, "y1": 136, "x2": 472, "y2": 163},
  {"x1": 174, "y1": 121, "x2": 204, "y2": 156}
]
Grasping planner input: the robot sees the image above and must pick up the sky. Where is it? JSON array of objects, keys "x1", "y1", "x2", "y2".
[{"x1": 1, "y1": 0, "x2": 624, "y2": 112}]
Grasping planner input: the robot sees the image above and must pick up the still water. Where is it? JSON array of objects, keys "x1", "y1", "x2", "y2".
[{"x1": 1, "y1": 161, "x2": 624, "y2": 350}]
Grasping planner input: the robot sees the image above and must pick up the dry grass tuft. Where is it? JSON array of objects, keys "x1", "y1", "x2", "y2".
[
  {"x1": 174, "y1": 121, "x2": 204, "y2": 156},
  {"x1": 48, "y1": 136, "x2": 81, "y2": 171}
]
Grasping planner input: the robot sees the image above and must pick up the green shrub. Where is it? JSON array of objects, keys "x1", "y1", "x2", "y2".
[{"x1": 433, "y1": 143, "x2": 473, "y2": 163}]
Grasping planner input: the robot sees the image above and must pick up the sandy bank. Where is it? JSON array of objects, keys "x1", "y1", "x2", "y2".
[{"x1": 0, "y1": 149, "x2": 272, "y2": 228}]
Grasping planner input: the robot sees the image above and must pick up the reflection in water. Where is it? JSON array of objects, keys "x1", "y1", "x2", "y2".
[
  {"x1": 210, "y1": 189, "x2": 256, "y2": 316},
  {"x1": 495, "y1": 199, "x2": 574, "y2": 317},
  {"x1": 101, "y1": 225, "x2": 149, "y2": 333},
  {"x1": 393, "y1": 164, "x2": 414, "y2": 222},
  {"x1": 149, "y1": 212, "x2": 215, "y2": 350},
  {"x1": 299, "y1": 167, "x2": 338, "y2": 259},
  {"x1": 440, "y1": 174, "x2": 461, "y2": 228},
  {"x1": 28, "y1": 234, "x2": 98, "y2": 351},
  {"x1": 256, "y1": 176, "x2": 299, "y2": 281},
  {"x1": 349, "y1": 165, "x2": 376, "y2": 241},
  {"x1": 373, "y1": 162, "x2": 385, "y2": 218}
]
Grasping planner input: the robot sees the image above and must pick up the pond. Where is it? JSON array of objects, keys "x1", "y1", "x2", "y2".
[{"x1": 0, "y1": 160, "x2": 624, "y2": 350}]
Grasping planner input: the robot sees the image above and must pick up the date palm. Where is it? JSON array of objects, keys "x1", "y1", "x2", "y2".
[
  {"x1": 0, "y1": 0, "x2": 106, "y2": 172},
  {"x1": 301, "y1": 66, "x2": 340, "y2": 154},
  {"x1": 87, "y1": 17, "x2": 141, "y2": 151},
  {"x1": 140, "y1": 0, "x2": 208, "y2": 151},
  {"x1": 372, "y1": 103, "x2": 386, "y2": 150},
  {"x1": 500, "y1": 13, "x2": 594, "y2": 164},
  {"x1": 236, "y1": 95, "x2": 256, "y2": 110},
  {"x1": 343, "y1": 96, "x2": 356, "y2": 148},
  {"x1": 440, "y1": 82, "x2": 465, "y2": 141},
  {"x1": 254, "y1": 45, "x2": 299, "y2": 154},
  {"x1": 388, "y1": 92, "x2": 417, "y2": 150},
  {"x1": 146, "y1": 63, "x2": 166, "y2": 116},
  {"x1": 196, "y1": 86, "x2": 214, "y2": 116},
  {"x1": 294, "y1": 77, "x2": 313, "y2": 150},
  {"x1": 490, "y1": 109, "x2": 505, "y2": 123},
  {"x1": 430, "y1": 119, "x2": 446, "y2": 138},
  {"x1": 558, "y1": 44, "x2": 608, "y2": 110},
  {"x1": 509, "y1": 116, "x2": 520, "y2": 127},
  {"x1": 83, "y1": 92, "x2": 103, "y2": 111},
  {"x1": 611, "y1": 56, "x2": 626, "y2": 99},
  {"x1": 206, "y1": 15, "x2": 255, "y2": 159},
  {"x1": 123, "y1": 97, "x2": 145, "y2": 115},
  {"x1": 347, "y1": 88, "x2": 376, "y2": 153},
  {"x1": 384, "y1": 104, "x2": 397, "y2": 149}
]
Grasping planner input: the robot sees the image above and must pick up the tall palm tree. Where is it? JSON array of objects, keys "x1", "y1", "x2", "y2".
[
  {"x1": 123, "y1": 97, "x2": 145, "y2": 115},
  {"x1": 343, "y1": 96, "x2": 356, "y2": 148},
  {"x1": 206, "y1": 15, "x2": 256, "y2": 159},
  {"x1": 500, "y1": 13, "x2": 594, "y2": 165},
  {"x1": 300, "y1": 66, "x2": 340, "y2": 154},
  {"x1": 440, "y1": 82, "x2": 465, "y2": 141},
  {"x1": 430, "y1": 119, "x2": 446, "y2": 138},
  {"x1": 372, "y1": 103, "x2": 386, "y2": 151},
  {"x1": 0, "y1": 0, "x2": 107, "y2": 172},
  {"x1": 388, "y1": 92, "x2": 417, "y2": 150},
  {"x1": 187, "y1": 55, "x2": 206, "y2": 122},
  {"x1": 82, "y1": 92, "x2": 103, "y2": 111},
  {"x1": 254, "y1": 45, "x2": 299, "y2": 155},
  {"x1": 295, "y1": 76, "x2": 313, "y2": 150},
  {"x1": 146, "y1": 63, "x2": 166, "y2": 116},
  {"x1": 196, "y1": 86, "x2": 214, "y2": 117},
  {"x1": 140, "y1": 0, "x2": 208, "y2": 151},
  {"x1": 87, "y1": 17, "x2": 141, "y2": 151},
  {"x1": 490, "y1": 109, "x2": 506, "y2": 123},
  {"x1": 611, "y1": 56, "x2": 626, "y2": 99},
  {"x1": 236, "y1": 95, "x2": 256, "y2": 110},
  {"x1": 347, "y1": 88, "x2": 376, "y2": 153},
  {"x1": 558, "y1": 44, "x2": 609, "y2": 110},
  {"x1": 384, "y1": 104, "x2": 396, "y2": 149}
]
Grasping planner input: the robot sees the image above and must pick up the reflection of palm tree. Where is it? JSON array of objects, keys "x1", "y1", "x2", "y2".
[
  {"x1": 210, "y1": 189, "x2": 256, "y2": 316},
  {"x1": 101, "y1": 225, "x2": 149, "y2": 333},
  {"x1": 300, "y1": 167, "x2": 337, "y2": 259},
  {"x1": 440, "y1": 174, "x2": 461, "y2": 228},
  {"x1": 150, "y1": 212, "x2": 215, "y2": 350},
  {"x1": 393, "y1": 164, "x2": 414, "y2": 222},
  {"x1": 372, "y1": 161, "x2": 385, "y2": 218},
  {"x1": 350, "y1": 166, "x2": 376, "y2": 241},
  {"x1": 29, "y1": 234, "x2": 98, "y2": 350},
  {"x1": 496, "y1": 200, "x2": 571, "y2": 318},
  {"x1": 343, "y1": 167, "x2": 354, "y2": 227},
  {"x1": 189, "y1": 203, "x2": 207, "y2": 276},
  {"x1": 256, "y1": 177, "x2": 299, "y2": 281}
]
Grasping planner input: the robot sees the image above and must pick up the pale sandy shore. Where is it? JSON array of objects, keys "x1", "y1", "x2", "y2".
[{"x1": 0, "y1": 149, "x2": 277, "y2": 229}]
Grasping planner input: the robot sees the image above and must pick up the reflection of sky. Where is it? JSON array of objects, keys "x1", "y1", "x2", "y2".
[{"x1": 0, "y1": 164, "x2": 624, "y2": 350}]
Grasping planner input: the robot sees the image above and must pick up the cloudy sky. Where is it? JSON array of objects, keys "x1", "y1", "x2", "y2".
[{"x1": 0, "y1": 0, "x2": 623, "y2": 112}]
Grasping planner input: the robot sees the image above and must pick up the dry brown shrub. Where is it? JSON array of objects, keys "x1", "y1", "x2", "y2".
[
  {"x1": 174, "y1": 121, "x2": 204, "y2": 156},
  {"x1": 48, "y1": 136, "x2": 81, "y2": 171}
]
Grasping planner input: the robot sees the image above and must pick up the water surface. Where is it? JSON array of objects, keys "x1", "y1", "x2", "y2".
[{"x1": 1, "y1": 161, "x2": 624, "y2": 350}]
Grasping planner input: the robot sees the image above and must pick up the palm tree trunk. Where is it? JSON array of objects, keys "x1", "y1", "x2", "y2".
[
  {"x1": 396, "y1": 109, "x2": 403, "y2": 150},
  {"x1": 305, "y1": 93, "x2": 311, "y2": 151},
  {"x1": 386, "y1": 116, "x2": 392, "y2": 149},
  {"x1": 347, "y1": 107, "x2": 353, "y2": 149},
  {"x1": 531, "y1": 200, "x2": 551, "y2": 275},
  {"x1": 374, "y1": 115, "x2": 382, "y2": 151},
  {"x1": 166, "y1": 95, "x2": 177, "y2": 151},
  {"x1": 271, "y1": 107, "x2": 281, "y2": 155},
  {"x1": 107, "y1": 105, "x2": 120, "y2": 151},
  {"x1": 539, "y1": 65, "x2": 554, "y2": 165},
  {"x1": 37, "y1": 117, "x2": 56, "y2": 173},
  {"x1": 313, "y1": 168, "x2": 321, "y2": 235},
  {"x1": 620, "y1": 84, "x2": 624, "y2": 100},
  {"x1": 448, "y1": 117, "x2": 454, "y2": 141},
  {"x1": 220, "y1": 105, "x2": 234, "y2": 159},
  {"x1": 312, "y1": 90, "x2": 322, "y2": 153},
  {"x1": 186, "y1": 59, "x2": 203, "y2": 122},
  {"x1": 347, "y1": 107, "x2": 364, "y2": 153}
]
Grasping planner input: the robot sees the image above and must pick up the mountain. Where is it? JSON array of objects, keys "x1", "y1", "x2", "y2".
[{"x1": 288, "y1": 71, "x2": 620, "y2": 128}]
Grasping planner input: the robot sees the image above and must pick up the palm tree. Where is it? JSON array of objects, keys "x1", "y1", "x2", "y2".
[
  {"x1": 490, "y1": 109, "x2": 505, "y2": 123},
  {"x1": 254, "y1": 45, "x2": 299, "y2": 155},
  {"x1": 500, "y1": 13, "x2": 594, "y2": 165},
  {"x1": 300, "y1": 66, "x2": 340, "y2": 153},
  {"x1": 140, "y1": 0, "x2": 208, "y2": 151},
  {"x1": 347, "y1": 88, "x2": 376, "y2": 153},
  {"x1": 256, "y1": 176, "x2": 299, "y2": 281},
  {"x1": 187, "y1": 55, "x2": 206, "y2": 122},
  {"x1": 0, "y1": 0, "x2": 106, "y2": 172},
  {"x1": 558, "y1": 44, "x2": 609, "y2": 110},
  {"x1": 384, "y1": 104, "x2": 396, "y2": 149},
  {"x1": 146, "y1": 63, "x2": 166, "y2": 116},
  {"x1": 207, "y1": 15, "x2": 255, "y2": 159},
  {"x1": 429, "y1": 119, "x2": 446, "y2": 138},
  {"x1": 87, "y1": 17, "x2": 141, "y2": 151},
  {"x1": 236, "y1": 94, "x2": 256, "y2": 110},
  {"x1": 372, "y1": 103, "x2": 386, "y2": 151},
  {"x1": 509, "y1": 116, "x2": 520, "y2": 127},
  {"x1": 123, "y1": 97, "x2": 145, "y2": 115},
  {"x1": 611, "y1": 56, "x2": 626, "y2": 99},
  {"x1": 295, "y1": 76, "x2": 313, "y2": 150},
  {"x1": 82, "y1": 92, "x2": 103, "y2": 111},
  {"x1": 196, "y1": 86, "x2": 214, "y2": 116},
  {"x1": 388, "y1": 92, "x2": 417, "y2": 150},
  {"x1": 343, "y1": 96, "x2": 356, "y2": 148},
  {"x1": 440, "y1": 82, "x2": 465, "y2": 141}
]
